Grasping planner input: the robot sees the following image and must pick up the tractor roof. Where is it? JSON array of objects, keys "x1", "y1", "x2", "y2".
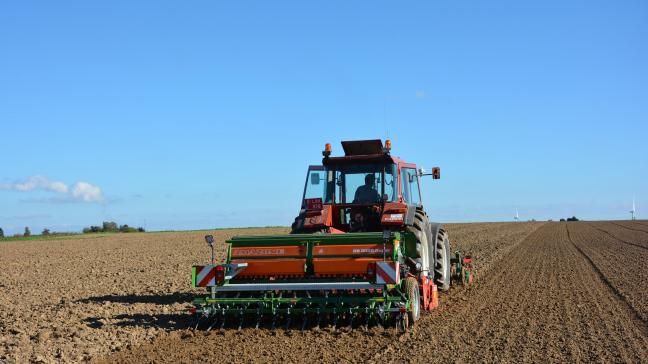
[
  {"x1": 323, "y1": 139, "x2": 409, "y2": 166},
  {"x1": 341, "y1": 139, "x2": 383, "y2": 156}
]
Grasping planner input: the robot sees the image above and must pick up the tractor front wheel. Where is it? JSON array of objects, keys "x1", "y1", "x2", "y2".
[{"x1": 290, "y1": 214, "x2": 305, "y2": 233}]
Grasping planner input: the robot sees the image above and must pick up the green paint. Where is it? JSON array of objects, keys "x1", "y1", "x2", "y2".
[
  {"x1": 227, "y1": 232, "x2": 386, "y2": 246},
  {"x1": 193, "y1": 290, "x2": 407, "y2": 317}
]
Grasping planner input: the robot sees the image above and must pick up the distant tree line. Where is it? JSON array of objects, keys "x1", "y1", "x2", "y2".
[
  {"x1": 1, "y1": 227, "x2": 33, "y2": 238},
  {"x1": 560, "y1": 216, "x2": 580, "y2": 222},
  {"x1": 0, "y1": 227, "x2": 86, "y2": 238},
  {"x1": 82, "y1": 221, "x2": 145, "y2": 234},
  {"x1": 0, "y1": 226, "x2": 59, "y2": 238}
]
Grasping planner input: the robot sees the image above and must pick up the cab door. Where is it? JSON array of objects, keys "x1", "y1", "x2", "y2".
[{"x1": 301, "y1": 165, "x2": 326, "y2": 209}]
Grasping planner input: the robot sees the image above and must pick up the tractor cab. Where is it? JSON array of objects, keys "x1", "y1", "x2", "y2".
[{"x1": 292, "y1": 139, "x2": 438, "y2": 233}]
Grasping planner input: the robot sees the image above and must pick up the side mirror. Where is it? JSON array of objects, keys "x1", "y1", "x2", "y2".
[
  {"x1": 204, "y1": 235, "x2": 214, "y2": 246},
  {"x1": 311, "y1": 173, "x2": 320, "y2": 185},
  {"x1": 432, "y1": 167, "x2": 441, "y2": 179}
]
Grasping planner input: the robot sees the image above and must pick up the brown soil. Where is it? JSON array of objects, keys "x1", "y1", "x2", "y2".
[
  {"x1": 0, "y1": 228, "x2": 285, "y2": 363},
  {"x1": 3, "y1": 222, "x2": 647, "y2": 363},
  {"x1": 569, "y1": 222, "x2": 648, "y2": 322}
]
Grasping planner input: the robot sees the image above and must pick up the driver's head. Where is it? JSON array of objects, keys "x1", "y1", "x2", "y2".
[{"x1": 364, "y1": 174, "x2": 375, "y2": 186}]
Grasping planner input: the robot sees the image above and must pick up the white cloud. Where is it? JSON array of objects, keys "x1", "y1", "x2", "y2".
[
  {"x1": 71, "y1": 182, "x2": 104, "y2": 203},
  {"x1": 1, "y1": 176, "x2": 69, "y2": 193},
  {"x1": 1, "y1": 176, "x2": 104, "y2": 203}
]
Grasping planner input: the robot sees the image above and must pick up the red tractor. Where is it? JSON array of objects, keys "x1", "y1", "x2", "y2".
[
  {"x1": 291, "y1": 139, "x2": 452, "y2": 291},
  {"x1": 190, "y1": 139, "x2": 471, "y2": 330}
]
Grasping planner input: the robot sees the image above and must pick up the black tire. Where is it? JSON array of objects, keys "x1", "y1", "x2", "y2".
[
  {"x1": 402, "y1": 277, "x2": 420, "y2": 324},
  {"x1": 433, "y1": 229, "x2": 452, "y2": 291},
  {"x1": 291, "y1": 213, "x2": 327, "y2": 234},
  {"x1": 408, "y1": 212, "x2": 430, "y2": 278},
  {"x1": 290, "y1": 213, "x2": 305, "y2": 234},
  {"x1": 422, "y1": 218, "x2": 437, "y2": 282}
]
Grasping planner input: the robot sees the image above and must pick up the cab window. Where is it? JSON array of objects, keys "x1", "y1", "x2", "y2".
[
  {"x1": 401, "y1": 169, "x2": 411, "y2": 203},
  {"x1": 401, "y1": 168, "x2": 421, "y2": 206},
  {"x1": 333, "y1": 163, "x2": 397, "y2": 203},
  {"x1": 303, "y1": 167, "x2": 328, "y2": 204}
]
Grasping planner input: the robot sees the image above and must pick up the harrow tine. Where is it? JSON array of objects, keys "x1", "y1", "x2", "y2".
[
  {"x1": 397, "y1": 313, "x2": 406, "y2": 332},
  {"x1": 364, "y1": 307, "x2": 370, "y2": 331},
  {"x1": 332, "y1": 307, "x2": 338, "y2": 331},
  {"x1": 348, "y1": 308, "x2": 354, "y2": 330},
  {"x1": 255, "y1": 307, "x2": 263, "y2": 330},
  {"x1": 285, "y1": 307, "x2": 292, "y2": 331},
  {"x1": 237, "y1": 308, "x2": 244, "y2": 331},
  {"x1": 193, "y1": 314, "x2": 202, "y2": 330},
  {"x1": 301, "y1": 292, "x2": 311, "y2": 332},
  {"x1": 315, "y1": 307, "x2": 321, "y2": 330},
  {"x1": 271, "y1": 312, "x2": 278, "y2": 331},
  {"x1": 206, "y1": 315, "x2": 218, "y2": 332},
  {"x1": 301, "y1": 312, "x2": 308, "y2": 332},
  {"x1": 376, "y1": 305, "x2": 385, "y2": 331},
  {"x1": 219, "y1": 308, "x2": 227, "y2": 331},
  {"x1": 376, "y1": 312, "x2": 384, "y2": 331}
]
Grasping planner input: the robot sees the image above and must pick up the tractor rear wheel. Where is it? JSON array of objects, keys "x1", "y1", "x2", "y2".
[
  {"x1": 409, "y1": 212, "x2": 430, "y2": 278},
  {"x1": 402, "y1": 277, "x2": 420, "y2": 324},
  {"x1": 433, "y1": 229, "x2": 452, "y2": 291}
]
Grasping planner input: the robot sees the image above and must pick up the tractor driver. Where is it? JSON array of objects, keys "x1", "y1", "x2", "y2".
[{"x1": 353, "y1": 174, "x2": 380, "y2": 203}]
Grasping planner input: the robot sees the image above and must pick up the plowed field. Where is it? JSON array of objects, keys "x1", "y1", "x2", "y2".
[{"x1": 2, "y1": 221, "x2": 647, "y2": 363}]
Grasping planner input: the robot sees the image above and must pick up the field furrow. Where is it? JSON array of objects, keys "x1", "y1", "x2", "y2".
[
  {"x1": 566, "y1": 222, "x2": 648, "y2": 323},
  {"x1": 586, "y1": 221, "x2": 648, "y2": 249},
  {"x1": 608, "y1": 221, "x2": 648, "y2": 234}
]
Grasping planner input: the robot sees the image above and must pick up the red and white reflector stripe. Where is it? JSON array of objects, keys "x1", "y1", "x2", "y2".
[
  {"x1": 375, "y1": 262, "x2": 400, "y2": 284},
  {"x1": 195, "y1": 265, "x2": 216, "y2": 287}
]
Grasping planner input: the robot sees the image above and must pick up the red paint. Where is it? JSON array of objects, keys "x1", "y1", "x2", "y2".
[
  {"x1": 376, "y1": 266, "x2": 392, "y2": 283},
  {"x1": 198, "y1": 267, "x2": 216, "y2": 287},
  {"x1": 305, "y1": 198, "x2": 323, "y2": 211},
  {"x1": 214, "y1": 265, "x2": 225, "y2": 284}
]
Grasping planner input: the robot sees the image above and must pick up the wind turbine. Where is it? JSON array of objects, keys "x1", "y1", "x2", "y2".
[
  {"x1": 630, "y1": 197, "x2": 636, "y2": 220},
  {"x1": 514, "y1": 208, "x2": 519, "y2": 222}
]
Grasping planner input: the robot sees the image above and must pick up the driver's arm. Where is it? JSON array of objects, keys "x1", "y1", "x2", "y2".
[
  {"x1": 354, "y1": 186, "x2": 364, "y2": 203},
  {"x1": 371, "y1": 188, "x2": 381, "y2": 202}
]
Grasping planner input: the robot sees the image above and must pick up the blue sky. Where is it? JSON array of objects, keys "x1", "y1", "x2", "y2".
[{"x1": 1, "y1": 1, "x2": 646, "y2": 235}]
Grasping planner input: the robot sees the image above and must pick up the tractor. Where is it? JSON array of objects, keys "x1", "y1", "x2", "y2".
[{"x1": 190, "y1": 139, "x2": 472, "y2": 331}]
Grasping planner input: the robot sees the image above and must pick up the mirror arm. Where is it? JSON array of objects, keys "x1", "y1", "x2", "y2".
[{"x1": 204, "y1": 235, "x2": 215, "y2": 265}]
